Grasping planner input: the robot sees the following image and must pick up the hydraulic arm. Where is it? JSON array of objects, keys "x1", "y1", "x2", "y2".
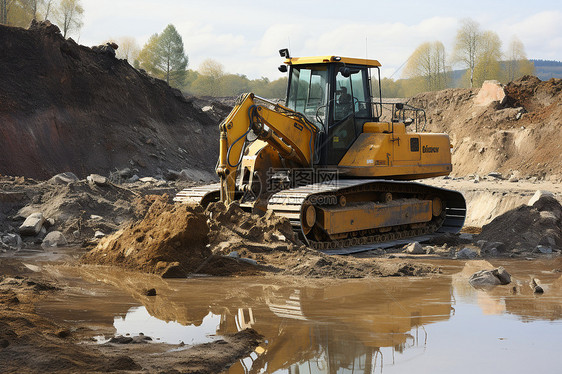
[{"x1": 216, "y1": 93, "x2": 318, "y2": 203}]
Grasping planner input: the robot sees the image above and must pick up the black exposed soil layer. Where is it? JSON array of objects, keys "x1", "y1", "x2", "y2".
[{"x1": 0, "y1": 21, "x2": 219, "y2": 179}]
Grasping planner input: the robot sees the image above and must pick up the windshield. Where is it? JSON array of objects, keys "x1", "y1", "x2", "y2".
[{"x1": 286, "y1": 66, "x2": 328, "y2": 129}]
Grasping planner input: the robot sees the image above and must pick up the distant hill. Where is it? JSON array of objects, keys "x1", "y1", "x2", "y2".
[
  {"x1": 448, "y1": 59, "x2": 562, "y2": 86},
  {"x1": 531, "y1": 59, "x2": 562, "y2": 80}
]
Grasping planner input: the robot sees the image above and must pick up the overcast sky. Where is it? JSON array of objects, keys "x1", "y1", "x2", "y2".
[{"x1": 78, "y1": 0, "x2": 561, "y2": 80}]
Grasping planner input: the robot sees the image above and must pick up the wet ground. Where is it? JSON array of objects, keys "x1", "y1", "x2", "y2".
[{"x1": 27, "y1": 257, "x2": 562, "y2": 373}]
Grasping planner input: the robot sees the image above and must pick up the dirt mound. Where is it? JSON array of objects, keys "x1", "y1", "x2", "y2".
[
  {"x1": 409, "y1": 76, "x2": 562, "y2": 179},
  {"x1": 82, "y1": 198, "x2": 211, "y2": 276},
  {"x1": 81, "y1": 198, "x2": 438, "y2": 278},
  {"x1": 0, "y1": 21, "x2": 219, "y2": 179},
  {"x1": 476, "y1": 195, "x2": 562, "y2": 251}
]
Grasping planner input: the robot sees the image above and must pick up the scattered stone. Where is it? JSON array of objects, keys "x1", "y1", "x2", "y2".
[
  {"x1": 469, "y1": 267, "x2": 511, "y2": 288},
  {"x1": 19, "y1": 212, "x2": 46, "y2": 236},
  {"x1": 143, "y1": 288, "x2": 157, "y2": 296},
  {"x1": 469, "y1": 270, "x2": 501, "y2": 287},
  {"x1": 459, "y1": 233, "x2": 474, "y2": 241},
  {"x1": 163, "y1": 169, "x2": 180, "y2": 181},
  {"x1": 405, "y1": 241, "x2": 424, "y2": 254},
  {"x1": 493, "y1": 266, "x2": 512, "y2": 285},
  {"x1": 456, "y1": 247, "x2": 479, "y2": 259},
  {"x1": 488, "y1": 171, "x2": 503, "y2": 179},
  {"x1": 87, "y1": 174, "x2": 108, "y2": 186},
  {"x1": 239, "y1": 258, "x2": 258, "y2": 266},
  {"x1": 527, "y1": 190, "x2": 554, "y2": 206},
  {"x1": 139, "y1": 177, "x2": 158, "y2": 183},
  {"x1": 1, "y1": 233, "x2": 22, "y2": 249},
  {"x1": 94, "y1": 231, "x2": 106, "y2": 239},
  {"x1": 530, "y1": 278, "x2": 544, "y2": 293},
  {"x1": 90, "y1": 215, "x2": 103, "y2": 221},
  {"x1": 534, "y1": 245, "x2": 552, "y2": 254},
  {"x1": 117, "y1": 168, "x2": 133, "y2": 179},
  {"x1": 109, "y1": 336, "x2": 134, "y2": 344},
  {"x1": 49, "y1": 172, "x2": 79, "y2": 185},
  {"x1": 509, "y1": 176, "x2": 519, "y2": 183},
  {"x1": 41, "y1": 231, "x2": 68, "y2": 248}
]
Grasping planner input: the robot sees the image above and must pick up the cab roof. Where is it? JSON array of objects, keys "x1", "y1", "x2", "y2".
[{"x1": 284, "y1": 56, "x2": 381, "y2": 67}]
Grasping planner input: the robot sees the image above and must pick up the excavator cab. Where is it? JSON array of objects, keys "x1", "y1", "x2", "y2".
[{"x1": 281, "y1": 52, "x2": 383, "y2": 166}]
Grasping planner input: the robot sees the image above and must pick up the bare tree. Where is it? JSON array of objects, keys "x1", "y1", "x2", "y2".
[
  {"x1": 20, "y1": 0, "x2": 44, "y2": 20},
  {"x1": 54, "y1": 0, "x2": 83, "y2": 38},
  {"x1": 404, "y1": 41, "x2": 449, "y2": 92},
  {"x1": 110, "y1": 36, "x2": 140, "y2": 62},
  {"x1": 473, "y1": 31, "x2": 502, "y2": 86},
  {"x1": 42, "y1": 0, "x2": 53, "y2": 19},
  {"x1": 451, "y1": 19, "x2": 482, "y2": 88},
  {"x1": 504, "y1": 36, "x2": 534, "y2": 82}
]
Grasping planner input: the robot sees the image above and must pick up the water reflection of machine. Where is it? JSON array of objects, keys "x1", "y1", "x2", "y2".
[{"x1": 220, "y1": 278, "x2": 454, "y2": 374}]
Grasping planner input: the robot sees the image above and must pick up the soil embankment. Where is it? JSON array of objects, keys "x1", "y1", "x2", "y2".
[
  {"x1": 0, "y1": 21, "x2": 221, "y2": 179},
  {"x1": 409, "y1": 76, "x2": 562, "y2": 180}
]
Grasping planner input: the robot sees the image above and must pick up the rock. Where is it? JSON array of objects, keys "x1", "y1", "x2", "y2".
[
  {"x1": 474, "y1": 80, "x2": 506, "y2": 106},
  {"x1": 128, "y1": 174, "x2": 140, "y2": 183},
  {"x1": 87, "y1": 174, "x2": 108, "y2": 186},
  {"x1": 478, "y1": 241, "x2": 504, "y2": 255},
  {"x1": 228, "y1": 251, "x2": 240, "y2": 259},
  {"x1": 94, "y1": 231, "x2": 106, "y2": 239},
  {"x1": 527, "y1": 190, "x2": 554, "y2": 206},
  {"x1": 44, "y1": 218, "x2": 55, "y2": 228},
  {"x1": 509, "y1": 176, "x2": 519, "y2": 183},
  {"x1": 1, "y1": 233, "x2": 22, "y2": 249},
  {"x1": 459, "y1": 233, "x2": 474, "y2": 240},
  {"x1": 456, "y1": 247, "x2": 478, "y2": 259},
  {"x1": 49, "y1": 172, "x2": 79, "y2": 185},
  {"x1": 488, "y1": 171, "x2": 503, "y2": 179},
  {"x1": 534, "y1": 245, "x2": 552, "y2": 254},
  {"x1": 117, "y1": 168, "x2": 133, "y2": 179},
  {"x1": 530, "y1": 278, "x2": 544, "y2": 293},
  {"x1": 405, "y1": 241, "x2": 424, "y2": 254},
  {"x1": 469, "y1": 270, "x2": 501, "y2": 287},
  {"x1": 163, "y1": 169, "x2": 180, "y2": 181},
  {"x1": 19, "y1": 213, "x2": 45, "y2": 236},
  {"x1": 41, "y1": 231, "x2": 68, "y2": 248},
  {"x1": 109, "y1": 336, "x2": 133, "y2": 344},
  {"x1": 139, "y1": 177, "x2": 158, "y2": 183},
  {"x1": 143, "y1": 288, "x2": 157, "y2": 296},
  {"x1": 90, "y1": 215, "x2": 103, "y2": 221},
  {"x1": 492, "y1": 266, "x2": 511, "y2": 285},
  {"x1": 201, "y1": 105, "x2": 213, "y2": 112},
  {"x1": 239, "y1": 258, "x2": 258, "y2": 266},
  {"x1": 469, "y1": 267, "x2": 512, "y2": 288}
]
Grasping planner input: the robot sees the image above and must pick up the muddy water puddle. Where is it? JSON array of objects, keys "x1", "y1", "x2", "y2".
[{"x1": 35, "y1": 259, "x2": 562, "y2": 373}]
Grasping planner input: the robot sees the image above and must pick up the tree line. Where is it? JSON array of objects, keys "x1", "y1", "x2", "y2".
[
  {"x1": 394, "y1": 18, "x2": 534, "y2": 97},
  {"x1": 1, "y1": 8, "x2": 536, "y2": 99}
]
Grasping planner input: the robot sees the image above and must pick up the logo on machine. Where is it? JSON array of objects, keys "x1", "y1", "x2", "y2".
[{"x1": 422, "y1": 145, "x2": 440, "y2": 153}]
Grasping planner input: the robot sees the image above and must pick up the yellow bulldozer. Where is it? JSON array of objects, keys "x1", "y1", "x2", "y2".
[{"x1": 176, "y1": 49, "x2": 466, "y2": 252}]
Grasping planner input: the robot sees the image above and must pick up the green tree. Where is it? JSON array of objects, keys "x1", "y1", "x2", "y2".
[
  {"x1": 137, "y1": 25, "x2": 188, "y2": 88},
  {"x1": 504, "y1": 37, "x2": 535, "y2": 82},
  {"x1": 403, "y1": 41, "x2": 449, "y2": 93},
  {"x1": 451, "y1": 19, "x2": 482, "y2": 88},
  {"x1": 53, "y1": 0, "x2": 83, "y2": 38},
  {"x1": 473, "y1": 31, "x2": 502, "y2": 87}
]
